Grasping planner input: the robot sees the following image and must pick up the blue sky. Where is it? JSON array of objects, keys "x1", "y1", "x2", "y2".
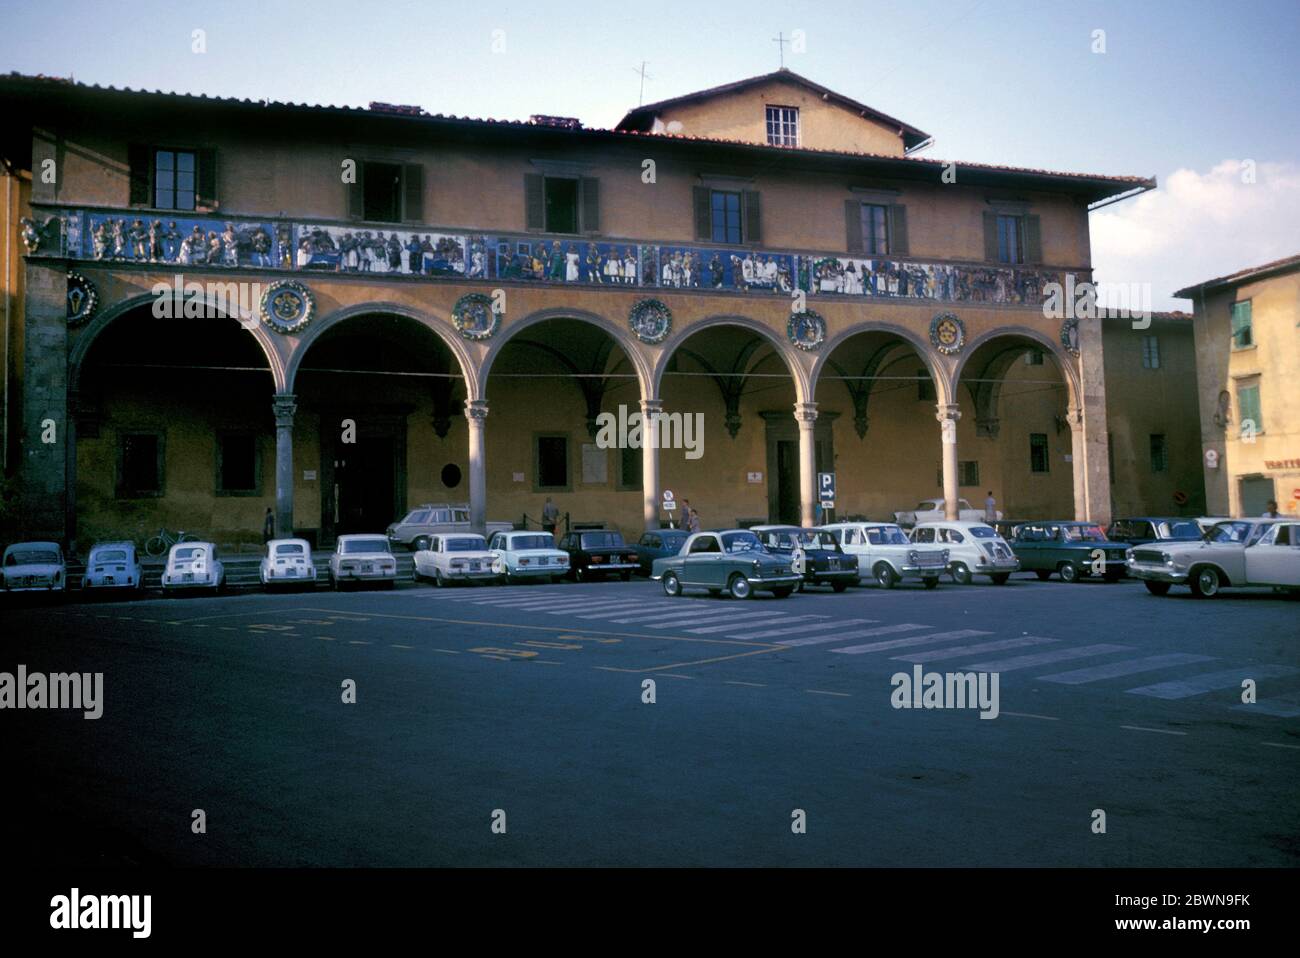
[{"x1": 4, "y1": 0, "x2": 1297, "y2": 307}]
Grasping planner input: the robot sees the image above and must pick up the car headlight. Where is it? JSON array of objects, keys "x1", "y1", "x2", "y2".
[
  {"x1": 1161, "y1": 552, "x2": 1172, "y2": 564},
  {"x1": 941, "y1": 549, "x2": 950, "y2": 562},
  {"x1": 908, "y1": 550, "x2": 918, "y2": 563}
]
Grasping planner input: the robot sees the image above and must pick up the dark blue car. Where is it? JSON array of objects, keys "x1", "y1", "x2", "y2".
[
  {"x1": 1105, "y1": 517, "x2": 1203, "y2": 546},
  {"x1": 634, "y1": 529, "x2": 691, "y2": 577}
]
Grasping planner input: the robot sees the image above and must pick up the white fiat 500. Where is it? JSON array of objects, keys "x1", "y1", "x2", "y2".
[
  {"x1": 81, "y1": 541, "x2": 143, "y2": 592},
  {"x1": 819, "y1": 521, "x2": 949, "y2": 589},
  {"x1": 487, "y1": 530, "x2": 569, "y2": 583},
  {"x1": 414, "y1": 534, "x2": 502, "y2": 587},
  {"x1": 1, "y1": 541, "x2": 66, "y2": 593},
  {"x1": 260, "y1": 538, "x2": 317, "y2": 588},
  {"x1": 160, "y1": 541, "x2": 224, "y2": 592},
  {"x1": 329, "y1": 534, "x2": 398, "y2": 590},
  {"x1": 910, "y1": 520, "x2": 1019, "y2": 584}
]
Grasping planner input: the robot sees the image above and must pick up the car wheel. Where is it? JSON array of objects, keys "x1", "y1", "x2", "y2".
[
  {"x1": 989, "y1": 573, "x2": 1011, "y2": 585},
  {"x1": 1033, "y1": 570, "x2": 1052, "y2": 581},
  {"x1": 620, "y1": 571, "x2": 631, "y2": 582},
  {"x1": 434, "y1": 570, "x2": 445, "y2": 588},
  {"x1": 727, "y1": 573, "x2": 753, "y2": 600},
  {"x1": 1058, "y1": 563, "x2": 1079, "y2": 583},
  {"x1": 1189, "y1": 566, "x2": 1221, "y2": 598},
  {"x1": 951, "y1": 562, "x2": 972, "y2": 585},
  {"x1": 771, "y1": 586, "x2": 794, "y2": 599},
  {"x1": 832, "y1": 580, "x2": 849, "y2": 593},
  {"x1": 922, "y1": 577, "x2": 940, "y2": 590},
  {"x1": 662, "y1": 572, "x2": 681, "y2": 597},
  {"x1": 873, "y1": 563, "x2": 897, "y2": 589},
  {"x1": 1143, "y1": 581, "x2": 1171, "y2": 596}
]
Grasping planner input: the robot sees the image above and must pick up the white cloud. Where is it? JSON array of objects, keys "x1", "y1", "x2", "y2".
[{"x1": 1090, "y1": 159, "x2": 1300, "y2": 310}]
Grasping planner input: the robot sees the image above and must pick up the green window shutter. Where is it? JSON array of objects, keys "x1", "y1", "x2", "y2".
[
  {"x1": 580, "y1": 176, "x2": 600, "y2": 233},
  {"x1": 982, "y1": 212, "x2": 999, "y2": 261},
  {"x1": 403, "y1": 163, "x2": 424, "y2": 222},
  {"x1": 888, "y1": 204, "x2": 909, "y2": 256},
  {"x1": 742, "y1": 190, "x2": 762, "y2": 244},
  {"x1": 524, "y1": 173, "x2": 545, "y2": 231},
  {"x1": 196, "y1": 148, "x2": 218, "y2": 209},
  {"x1": 692, "y1": 186, "x2": 711, "y2": 240},
  {"x1": 844, "y1": 199, "x2": 863, "y2": 253},
  {"x1": 128, "y1": 144, "x2": 150, "y2": 206},
  {"x1": 348, "y1": 163, "x2": 364, "y2": 219},
  {"x1": 1023, "y1": 214, "x2": 1042, "y2": 263}
]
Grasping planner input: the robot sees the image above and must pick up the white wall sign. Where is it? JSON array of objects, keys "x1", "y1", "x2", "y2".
[
  {"x1": 513, "y1": 472, "x2": 525, "y2": 482},
  {"x1": 302, "y1": 470, "x2": 316, "y2": 481},
  {"x1": 747, "y1": 472, "x2": 763, "y2": 483}
]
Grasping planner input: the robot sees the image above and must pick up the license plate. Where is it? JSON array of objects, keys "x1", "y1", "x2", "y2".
[
  {"x1": 362, "y1": 564, "x2": 373, "y2": 573},
  {"x1": 183, "y1": 573, "x2": 193, "y2": 581},
  {"x1": 470, "y1": 562, "x2": 480, "y2": 571}
]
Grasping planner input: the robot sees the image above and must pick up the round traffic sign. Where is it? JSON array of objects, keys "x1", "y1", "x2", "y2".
[{"x1": 663, "y1": 489, "x2": 675, "y2": 501}]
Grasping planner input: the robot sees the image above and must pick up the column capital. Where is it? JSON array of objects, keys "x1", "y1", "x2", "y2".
[
  {"x1": 794, "y1": 401, "x2": 818, "y2": 424},
  {"x1": 272, "y1": 393, "x2": 297, "y2": 427},
  {"x1": 1065, "y1": 406, "x2": 1084, "y2": 431},
  {"x1": 934, "y1": 403, "x2": 961, "y2": 423},
  {"x1": 464, "y1": 398, "x2": 489, "y2": 423}
]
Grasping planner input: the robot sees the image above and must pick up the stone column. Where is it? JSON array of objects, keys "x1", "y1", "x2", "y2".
[
  {"x1": 21, "y1": 262, "x2": 70, "y2": 542},
  {"x1": 272, "y1": 394, "x2": 297, "y2": 538},
  {"x1": 640, "y1": 398, "x2": 662, "y2": 531},
  {"x1": 1076, "y1": 315, "x2": 1113, "y2": 525},
  {"x1": 795, "y1": 401, "x2": 818, "y2": 527},
  {"x1": 936, "y1": 403, "x2": 962, "y2": 520},
  {"x1": 465, "y1": 399, "x2": 488, "y2": 534}
]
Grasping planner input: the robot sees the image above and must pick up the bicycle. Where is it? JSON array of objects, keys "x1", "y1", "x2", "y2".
[{"x1": 144, "y1": 527, "x2": 201, "y2": 558}]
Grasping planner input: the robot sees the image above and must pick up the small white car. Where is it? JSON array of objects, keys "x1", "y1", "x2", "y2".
[
  {"x1": 81, "y1": 541, "x2": 143, "y2": 592},
  {"x1": 414, "y1": 534, "x2": 502, "y2": 587},
  {"x1": 1, "y1": 541, "x2": 66, "y2": 593},
  {"x1": 329, "y1": 534, "x2": 398, "y2": 589},
  {"x1": 160, "y1": 541, "x2": 224, "y2": 592},
  {"x1": 820, "y1": 521, "x2": 949, "y2": 589},
  {"x1": 894, "y1": 498, "x2": 997, "y2": 528},
  {"x1": 910, "y1": 520, "x2": 1019, "y2": 585},
  {"x1": 487, "y1": 530, "x2": 569, "y2": 583},
  {"x1": 260, "y1": 538, "x2": 317, "y2": 588},
  {"x1": 1128, "y1": 518, "x2": 1300, "y2": 598}
]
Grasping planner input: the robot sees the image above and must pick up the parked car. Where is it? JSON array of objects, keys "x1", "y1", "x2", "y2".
[
  {"x1": 386, "y1": 503, "x2": 513, "y2": 551},
  {"x1": 557, "y1": 529, "x2": 639, "y2": 582},
  {"x1": 633, "y1": 529, "x2": 691, "y2": 577},
  {"x1": 910, "y1": 521, "x2": 1019, "y2": 584},
  {"x1": 1010, "y1": 522, "x2": 1129, "y2": 582},
  {"x1": 652, "y1": 529, "x2": 801, "y2": 599},
  {"x1": 328, "y1": 534, "x2": 398, "y2": 590},
  {"x1": 1195, "y1": 516, "x2": 1232, "y2": 535},
  {"x1": 1128, "y1": 518, "x2": 1300, "y2": 598},
  {"x1": 1, "y1": 541, "x2": 66, "y2": 594},
  {"x1": 81, "y1": 540, "x2": 143, "y2": 592},
  {"x1": 1105, "y1": 517, "x2": 1204, "y2": 546},
  {"x1": 259, "y1": 538, "x2": 317, "y2": 588},
  {"x1": 990, "y1": 519, "x2": 1029, "y2": 541},
  {"x1": 752, "y1": 525, "x2": 858, "y2": 592},
  {"x1": 820, "y1": 521, "x2": 948, "y2": 589},
  {"x1": 160, "y1": 541, "x2": 224, "y2": 592},
  {"x1": 414, "y1": 534, "x2": 501, "y2": 587},
  {"x1": 894, "y1": 498, "x2": 997, "y2": 529},
  {"x1": 488, "y1": 530, "x2": 569, "y2": 583}
]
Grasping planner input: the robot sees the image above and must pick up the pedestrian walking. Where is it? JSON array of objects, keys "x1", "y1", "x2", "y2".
[
  {"x1": 688, "y1": 507, "x2": 701, "y2": 533},
  {"x1": 1262, "y1": 499, "x2": 1281, "y2": 518},
  {"x1": 984, "y1": 490, "x2": 998, "y2": 522},
  {"x1": 541, "y1": 496, "x2": 559, "y2": 538},
  {"x1": 262, "y1": 506, "x2": 275, "y2": 543}
]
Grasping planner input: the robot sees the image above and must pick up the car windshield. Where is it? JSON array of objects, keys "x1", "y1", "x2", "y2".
[
  {"x1": 343, "y1": 539, "x2": 390, "y2": 554},
  {"x1": 452, "y1": 509, "x2": 469, "y2": 523},
  {"x1": 866, "y1": 527, "x2": 909, "y2": 545},
  {"x1": 763, "y1": 530, "x2": 799, "y2": 550},
  {"x1": 1061, "y1": 525, "x2": 1107, "y2": 542},
  {"x1": 92, "y1": 550, "x2": 129, "y2": 562},
  {"x1": 509, "y1": 535, "x2": 553, "y2": 550},
  {"x1": 446, "y1": 537, "x2": 486, "y2": 551},
  {"x1": 173, "y1": 547, "x2": 205, "y2": 561},
  {"x1": 1205, "y1": 521, "x2": 1253, "y2": 543},
  {"x1": 581, "y1": 532, "x2": 624, "y2": 548},
  {"x1": 5, "y1": 550, "x2": 59, "y2": 565},
  {"x1": 967, "y1": 525, "x2": 997, "y2": 539},
  {"x1": 403, "y1": 510, "x2": 430, "y2": 524},
  {"x1": 798, "y1": 530, "x2": 837, "y2": 548},
  {"x1": 914, "y1": 502, "x2": 936, "y2": 511},
  {"x1": 662, "y1": 533, "x2": 688, "y2": 548},
  {"x1": 721, "y1": 532, "x2": 764, "y2": 553},
  {"x1": 274, "y1": 543, "x2": 305, "y2": 556},
  {"x1": 1165, "y1": 521, "x2": 1202, "y2": 539}
]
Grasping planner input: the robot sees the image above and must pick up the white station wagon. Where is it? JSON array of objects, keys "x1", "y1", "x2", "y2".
[
  {"x1": 329, "y1": 534, "x2": 398, "y2": 589},
  {"x1": 81, "y1": 541, "x2": 143, "y2": 592},
  {"x1": 487, "y1": 530, "x2": 569, "y2": 583},
  {"x1": 260, "y1": 538, "x2": 317, "y2": 588},
  {"x1": 161, "y1": 541, "x2": 224, "y2": 592},
  {"x1": 910, "y1": 520, "x2": 1019, "y2": 585},
  {"x1": 894, "y1": 498, "x2": 997, "y2": 528},
  {"x1": 414, "y1": 534, "x2": 502, "y2": 587},
  {"x1": 1, "y1": 540, "x2": 66, "y2": 593},
  {"x1": 820, "y1": 521, "x2": 949, "y2": 589}
]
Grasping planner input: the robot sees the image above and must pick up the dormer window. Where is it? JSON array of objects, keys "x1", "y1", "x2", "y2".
[{"x1": 765, "y1": 105, "x2": 799, "y2": 147}]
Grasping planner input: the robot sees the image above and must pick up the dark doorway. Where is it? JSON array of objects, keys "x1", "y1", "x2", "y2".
[
  {"x1": 762, "y1": 410, "x2": 839, "y2": 525},
  {"x1": 335, "y1": 436, "x2": 396, "y2": 534},
  {"x1": 776, "y1": 440, "x2": 799, "y2": 524}
]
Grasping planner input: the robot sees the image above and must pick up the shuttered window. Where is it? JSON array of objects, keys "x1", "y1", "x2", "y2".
[
  {"x1": 710, "y1": 190, "x2": 742, "y2": 244},
  {"x1": 984, "y1": 211, "x2": 1041, "y2": 263},
  {"x1": 1230, "y1": 300, "x2": 1253, "y2": 348},
  {"x1": 523, "y1": 174, "x2": 599, "y2": 233},
  {"x1": 861, "y1": 204, "x2": 888, "y2": 255},
  {"x1": 1236, "y1": 381, "x2": 1262, "y2": 433},
  {"x1": 1141, "y1": 335, "x2": 1160, "y2": 369},
  {"x1": 350, "y1": 162, "x2": 425, "y2": 223}
]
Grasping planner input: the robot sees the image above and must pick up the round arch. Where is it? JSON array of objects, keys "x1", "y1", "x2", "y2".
[
  {"x1": 650, "y1": 314, "x2": 810, "y2": 404},
  {"x1": 952, "y1": 325, "x2": 1081, "y2": 410},
  {"x1": 285, "y1": 301, "x2": 478, "y2": 397},
  {"x1": 809, "y1": 321, "x2": 952, "y2": 407},
  {"x1": 479, "y1": 307, "x2": 652, "y2": 400},
  {"x1": 69, "y1": 290, "x2": 286, "y2": 393}
]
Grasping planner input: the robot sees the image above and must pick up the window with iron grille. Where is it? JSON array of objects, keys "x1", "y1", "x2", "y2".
[
  {"x1": 1149, "y1": 434, "x2": 1168, "y2": 473},
  {"x1": 1030, "y1": 433, "x2": 1049, "y2": 473}
]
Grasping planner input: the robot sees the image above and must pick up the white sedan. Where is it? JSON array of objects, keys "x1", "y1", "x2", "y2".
[
  {"x1": 894, "y1": 498, "x2": 998, "y2": 528},
  {"x1": 487, "y1": 530, "x2": 569, "y2": 583},
  {"x1": 260, "y1": 538, "x2": 317, "y2": 588},
  {"x1": 2, "y1": 540, "x2": 66, "y2": 593},
  {"x1": 81, "y1": 541, "x2": 144, "y2": 592},
  {"x1": 160, "y1": 541, "x2": 224, "y2": 592},
  {"x1": 910, "y1": 520, "x2": 1019, "y2": 584},
  {"x1": 328, "y1": 534, "x2": 398, "y2": 590},
  {"x1": 414, "y1": 534, "x2": 502, "y2": 587}
]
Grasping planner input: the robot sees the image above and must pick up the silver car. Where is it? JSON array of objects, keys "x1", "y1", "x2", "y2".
[{"x1": 1128, "y1": 518, "x2": 1300, "y2": 597}]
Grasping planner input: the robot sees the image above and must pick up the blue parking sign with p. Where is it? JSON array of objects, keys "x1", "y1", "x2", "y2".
[{"x1": 818, "y1": 472, "x2": 835, "y2": 502}]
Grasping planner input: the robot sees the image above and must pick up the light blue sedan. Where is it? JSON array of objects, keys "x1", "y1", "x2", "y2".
[{"x1": 488, "y1": 530, "x2": 570, "y2": 583}]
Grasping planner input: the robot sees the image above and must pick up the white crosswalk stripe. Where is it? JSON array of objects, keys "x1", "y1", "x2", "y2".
[
  {"x1": 688, "y1": 615, "x2": 822, "y2": 635},
  {"x1": 779, "y1": 623, "x2": 933, "y2": 648},
  {"x1": 477, "y1": 598, "x2": 601, "y2": 610},
  {"x1": 826, "y1": 628, "x2": 984, "y2": 654},
  {"x1": 890, "y1": 636, "x2": 1055, "y2": 663},
  {"x1": 1038, "y1": 653, "x2": 1217, "y2": 685},
  {"x1": 962, "y1": 644, "x2": 1132, "y2": 672},
  {"x1": 646, "y1": 609, "x2": 783, "y2": 629},
  {"x1": 606, "y1": 606, "x2": 739, "y2": 624},
  {"x1": 1126, "y1": 664, "x2": 1299, "y2": 700},
  {"x1": 572, "y1": 603, "x2": 681, "y2": 619},
  {"x1": 740, "y1": 618, "x2": 873, "y2": 640}
]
